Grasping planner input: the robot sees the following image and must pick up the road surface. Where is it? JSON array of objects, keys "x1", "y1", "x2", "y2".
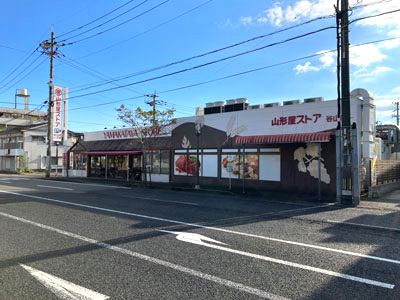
[{"x1": 0, "y1": 175, "x2": 399, "y2": 299}]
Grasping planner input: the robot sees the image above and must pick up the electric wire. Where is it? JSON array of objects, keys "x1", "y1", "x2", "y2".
[
  {"x1": 56, "y1": 54, "x2": 145, "y2": 95},
  {"x1": 67, "y1": 36, "x2": 400, "y2": 112},
  {"x1": 73, "y1": 0, "x2": 214, "y2": 60},
  {"x1": 0, "y1": 46, "x2": 39, "y2": 85},
  {"x1": 57, "y1": 0, "x2": 150, "y2": 43},
  {"x1": 69, "y1": 13, "x2": 336, "y2": 92},
  {"x1": 68, "y1": 7, "x2": 399, "y2": 94},
  {"x1": 66, "y1": 26, "x2": 335, "y2": 98},
  {"x1": 62, "y1": 0, "x2": 170, "y2": 45},
  {"x1": 0, "y1": 53, "x2": 46, "y2": 94},
  {"x1": 349, "y1": 7, "x2": 400, "y2": 24},
  {"x1": 55, "y1": 0, "x2": 137, "y2": 39}
]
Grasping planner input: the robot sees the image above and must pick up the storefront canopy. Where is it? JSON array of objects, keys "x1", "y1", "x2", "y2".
[
  {"x1": 84, "y1": 151, "x2": 142, "y2": 156},
  {"x1": 234, "y1": 131, "x2": 333, "y2": 145}
]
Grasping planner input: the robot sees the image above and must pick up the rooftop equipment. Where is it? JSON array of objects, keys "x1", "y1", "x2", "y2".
[{"x1": 283, "y1": 99, "x2": 302, "y2": 106}]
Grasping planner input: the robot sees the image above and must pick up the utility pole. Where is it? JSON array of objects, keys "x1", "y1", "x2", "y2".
[
  {"x1": 393, "y1": 100, "x2": 399, "y2": 126},
  {"x1": 145, "y1": 91, "x2": 159, "y2": 126},
  {"x1": 339, "y1": 0, "x2": 357, "y2": 205},
  {"x1": 41, "y1": 25, "x2": 61, "y2": 177}
]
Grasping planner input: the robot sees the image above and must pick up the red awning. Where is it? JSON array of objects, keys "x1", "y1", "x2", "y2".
[
  {"x1": 84, "y1": 151, "x2": 142, "y2": 156},
  {"x1": 234, "y1": 131, "x2": 332, "y2": 145}
]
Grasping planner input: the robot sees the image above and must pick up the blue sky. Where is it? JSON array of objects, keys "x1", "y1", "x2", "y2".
[{"x1": 0, "y1": 0, "x2": 399, "y2": 132}]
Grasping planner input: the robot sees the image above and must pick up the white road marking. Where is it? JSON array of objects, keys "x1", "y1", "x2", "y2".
[
  {"x1": 0, "y1": 181, "x2": 11, "y2": 184},
  {"x1": 32, "y1": 179, "x2": 132, "y2": 189},
  {"x1": 1, "y1": 190, "x2": 400, "y2": 266},
  {"x1": 20, "y1": 264, "x2": 109, "y2": 300},
  {"x1": 161, "y1": 230, "x2": 394, "y2": 289},
  {"x1": 327, "y1": 220, "x2": 400, "y2": 232},
  {"x1": 129, "y1": 195, "x2": 198, "y2": 206},
  {"x1": 0, "y1": 212, "x2": 289, "y2": 300},
  {"x1": 37, "y1": 185, "x2": 74, "y2": 191}
]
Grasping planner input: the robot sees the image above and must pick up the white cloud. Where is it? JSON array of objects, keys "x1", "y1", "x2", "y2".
[
  {"x1": 353, "y1": 66, "x2": 392, "y2": 80},
  {"x1": 392, "y1": 86, "x2": 400, "y2": 93},
  {"x1": 317, "y1": 51, "x2": 335, "y2": 67},
  {"x1": 349, "y1": 44, "x2": 387, "y2": 67},
  {"x1": 293, "y1": 62, "x2": 320, "y2": 74},
  {"x1": 239, "y1": 16, "x2": 253, "y2": 26},
  {"x1": 374, "y1": 87, "x2": 400, "y2": 123}
]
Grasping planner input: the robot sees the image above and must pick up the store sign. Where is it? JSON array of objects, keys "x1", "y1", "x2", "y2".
[
  {"x1": 103, "y1": 128, "x2": 160, "y2": 140},
  {"x1": 175, "y1": 99, "x2": 354, "y2": 137},
  {"x1": 270, "y1": 114, "x2": 339, "y2": 127},
  {"x1": 52, "y1": 86, "x2": 63, "y2": 142}
]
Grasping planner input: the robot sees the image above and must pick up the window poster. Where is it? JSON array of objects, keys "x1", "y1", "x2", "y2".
[
  {"x1": 221, "y1": 154, "x2": 259, "y2": 180},
  {"x1": 221, "y1": 154, "x2": 241, "y2": 179},
  {"x1": 174, "y1": 154, "x2": 201, "y2": 176}
]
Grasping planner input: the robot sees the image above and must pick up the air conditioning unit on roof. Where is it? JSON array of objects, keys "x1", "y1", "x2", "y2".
[
  {"x1": 264, "y1": 102, "x2": 280, "y2": 108},
  {"x1": 304, "y1": 97, "x2": 324, "y2": 103},
  {"x1": 283, "y1": 100, "x2": 302, "y2": 105}
]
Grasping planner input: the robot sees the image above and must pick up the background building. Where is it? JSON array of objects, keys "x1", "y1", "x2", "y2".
[{"x1": 0, "y1": 88, "x2": 77, "y2": 173}]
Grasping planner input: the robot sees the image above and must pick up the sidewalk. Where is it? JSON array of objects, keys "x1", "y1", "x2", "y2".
[{"x1": 360, "y1": 187, "x2": 400, "y2": 211}]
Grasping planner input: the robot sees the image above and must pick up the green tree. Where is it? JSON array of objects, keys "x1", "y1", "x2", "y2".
[{"x1": 115, "y1": 104, "x2": 176, "y2": 183}]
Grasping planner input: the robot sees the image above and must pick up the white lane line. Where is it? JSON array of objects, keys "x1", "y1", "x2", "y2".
[
  {"x1": 1, "y1": 190, "x2": 400, "y2": 266},
  {"x1": 130, "y1": 196, "x2": 198, "y2": 206},
  {"x1": 0, "y1": 212, "x2": 289, "y2": 300},
  {"x1": 33, "y1": 179, "x2": 132, "y2": 190},
  {"x1": 20, "y1": 264, "x2": 109, "y2": 300},
  {"x1": 327, "y1": 220, "x2": 400, "y2": 232},
  {"x1": 161, "y1": 230, "x2": 394, "y2": 289},
  {"x1": 0, "y1": 181, "x2": 11, "y2": 184},
  {"x1": 37, "y1": 185, "x2": 74, "y2": 191}
]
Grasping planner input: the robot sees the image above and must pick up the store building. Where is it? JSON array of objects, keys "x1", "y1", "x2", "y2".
[
  {"x1": 68, "y1": 88, "x2": 377, "y2": 196},
  {"x1": 67, "y1": 129, "x2": 171, "y2": 181}
]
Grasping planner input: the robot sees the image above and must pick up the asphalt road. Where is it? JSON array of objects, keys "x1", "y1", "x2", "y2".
[{"x1": 0, "y1": 175, "x2": 399, "y2": 300}]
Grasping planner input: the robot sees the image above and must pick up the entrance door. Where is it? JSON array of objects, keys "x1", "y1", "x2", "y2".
[{"x1": 129, "y1": 154, "x2": 142, "y2": 180}]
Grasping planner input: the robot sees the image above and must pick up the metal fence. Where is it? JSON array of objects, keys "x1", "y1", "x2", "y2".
[{"x1": 376, "y1": 160, "x2": 400, "y2": 185}]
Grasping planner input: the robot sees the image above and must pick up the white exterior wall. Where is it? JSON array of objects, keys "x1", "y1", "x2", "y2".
[{"x1": 145, "y1": 173, "x2": 169, "y2": 183}]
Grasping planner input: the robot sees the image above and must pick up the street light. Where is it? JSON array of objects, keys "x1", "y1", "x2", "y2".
[{"x1": 194, "y1": 116, "x2": 204, "y2": 189}]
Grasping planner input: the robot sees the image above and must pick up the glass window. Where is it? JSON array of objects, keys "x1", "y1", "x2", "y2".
[
  {"x1": 201, "y1": 155, "x2": 217, "y2": 177},
  {"x1": 160, "y1": 150, "x2": 169, "y2": 174},
  {"x1": 259, "y1": 154, "x2": 280, "y2": 181},
  {"x1": 145, "y1": 151, "x2": 152, "y2": 172},
  {"x1": 152, "y1": 151, "x2": 160, "y2": 174}
]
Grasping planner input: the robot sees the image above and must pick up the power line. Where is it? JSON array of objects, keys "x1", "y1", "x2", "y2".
[
  {"x1": 351, "y1": 0, "x2": 394, "y2": 10},
  {"x1": 69, "y1": 13, "x2": 336, "y2": 92},
  {"x1": 55, "y1": 54, "x2": 145, "y2": 95},
  {"x1": 66, "y1": 26, "x2": 335, "y2": 98},
  {"x1": 0, "y1": 46, "x2": 39, "y2": 85},
  {"x1": 0, "y1": 44, "x2": 29, "y2": 53},
  {"x1": 67, "y1": 8, "x2": 399, "y2": 95},
  {"x1": 63, "y1": 0, "x2": 170, "y2": 46},
  {"x1": 73, "y1": 0, "x2": 215, "y2": 60},
  {"x1": 0, "y1": 54, "x2": 46, "y2": 94},
  {"x1": 66, "y1": 36, "x2": 400, "y2": 112},
  {"x1": 58, "y1": 0, "x2": 150, "y2": 43},
  {"x1": 55, "y1": 0, "x2": 138, "y2": 39},
  {"x1": 349, "y1": 7, "x2": 400, "y2": 24}
]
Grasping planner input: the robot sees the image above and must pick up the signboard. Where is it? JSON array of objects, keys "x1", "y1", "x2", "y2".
[
  {"x1": 371, "y1": 145, "x2": 378, "y2": 186},
  {"x1": 52, "y1": 86, "x2": 63, "y2": 142},
  {"x1": 175, "y1": 99, "x2": 362, "y2": 136},
  {"x1": 84, "y1": 126, "x2": 173, "y2": 142}
]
